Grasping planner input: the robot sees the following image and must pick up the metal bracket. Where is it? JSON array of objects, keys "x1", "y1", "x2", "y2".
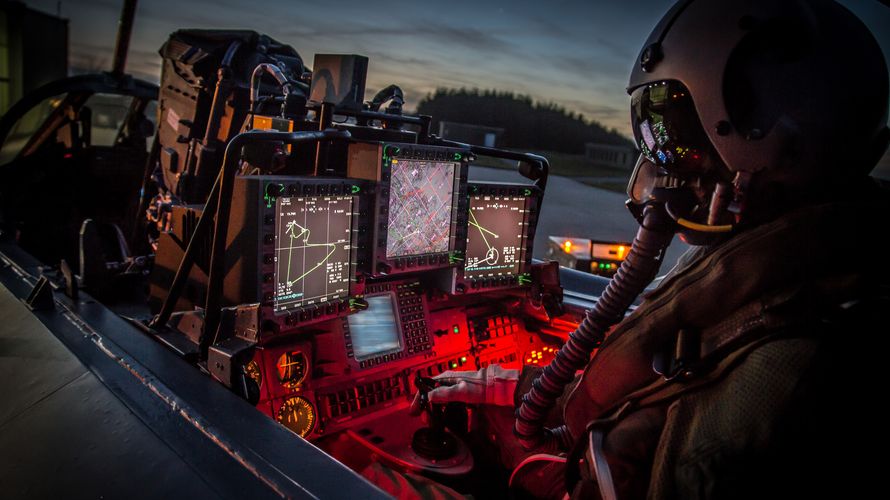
[
  {"x1": 60, "y1": 259, "x2": 78, "y2": 299},
  {"x1": 23, "y1": 276, "x2": 55, "y2": 311}
]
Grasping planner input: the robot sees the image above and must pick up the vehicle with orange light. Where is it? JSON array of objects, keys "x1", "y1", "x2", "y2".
[{"x1": 545, "y1": 236, "x2": 631, "y2": 278}]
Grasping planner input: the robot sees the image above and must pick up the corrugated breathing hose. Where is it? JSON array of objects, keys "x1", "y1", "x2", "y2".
[{"x1": 514, "y1": 203, "x2": 676, "y2": 451}]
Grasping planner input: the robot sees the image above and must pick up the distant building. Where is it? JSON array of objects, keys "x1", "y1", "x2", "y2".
[
  {"x1": 438, "y1": 121, "x2": 504, "y2": 148},
  {"x1": 0, "y1": 1, "x2": 68, "y2": 114},
  {"x1": 585, "y1": 142, "x2": 637, "y2": 170}
]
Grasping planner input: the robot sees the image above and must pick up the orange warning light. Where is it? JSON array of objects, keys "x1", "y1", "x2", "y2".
[{"x1": 563, "y1": 240, "x2": 572, "y2": 253}]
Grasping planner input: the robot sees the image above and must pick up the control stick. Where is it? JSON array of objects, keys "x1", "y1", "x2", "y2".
[{"x1": 411, "y1": 374, "x2": 459, "y2": 460}]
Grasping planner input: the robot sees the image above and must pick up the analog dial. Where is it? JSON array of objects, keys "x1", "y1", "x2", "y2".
[
  {"x1": 276, "y1": 350, "x2": 307, "y2": 389},
  {"x1": 245, "y1": 359, "x2": 263, "y2": 388},
  {"x1": 276, "y1": 396, "x2": 315, "y2": 437}
]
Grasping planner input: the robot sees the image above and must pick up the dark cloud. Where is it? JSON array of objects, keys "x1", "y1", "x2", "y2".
[
  {"x1": 528, "y1": 17, "x2": 635, "y2": 61},
  {"x1": 364, "y1": 52, "x2": 436, "y2": 69},
  {"x1": 26, "y1": 0, "x2": 888, "y2": 139},
  {"x1": 276, "y1": 21, "x2": 517, "y2": 57},
  {"x1": 592, "y1": 36, "x2": 636, "y2": 61},
  {"x1": 545, "y1": 54, "x2": 630, "y2": 85}
]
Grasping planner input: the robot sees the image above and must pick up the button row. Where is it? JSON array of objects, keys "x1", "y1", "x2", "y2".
[
  {"x1": 404, "y1": 318, "x2": 426, "y2": 331},
  {"x1": 470, "y1": 188, "x2": 531, "y2": 197},
  {"x1": 285, "y1": 183, "x2": 354, "y2": 197},
  {"x1": 393, "y1": 254, "x2": 449, "y2": 269},
  {"x1": 405, "y1": 335, "x2": 430, "y2": 347},
  {"x1": 470, "y1": 276, "x2": 519, "y2": 289},
  {"x1": 325, "y1": 375, "x2": 404, "y2": 417},
  {"x1": 406, "y1": 343, "x2": 431, "y2": 355},
  {"x1": 358, "y1": 350, "x2": 404, "y2": 368},
  {"x1": 283, "y1": 300, "x2": 349, "y2": 325},
  {"x1": 393, "y1": 148, "x2": 456, "y2": 161},
  {"x1": 400, "y1": 305, "x2": 423, "y2": 315}
]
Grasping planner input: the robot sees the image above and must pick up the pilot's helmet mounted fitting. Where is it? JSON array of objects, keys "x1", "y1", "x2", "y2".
[{"x1": 625, "y1": 0, "x2": 889, "y2": 243}]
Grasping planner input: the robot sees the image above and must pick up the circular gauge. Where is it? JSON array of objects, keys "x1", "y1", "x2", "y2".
[
  {"x1": 276, "y1": 350, "x2": 307, "y2": 389},
  {"x1": 276, "y1": 396, "x2": 316, "y2": 437},
  {"x1": 244, "y1": 360, "x2": 263, "y2": 388}
]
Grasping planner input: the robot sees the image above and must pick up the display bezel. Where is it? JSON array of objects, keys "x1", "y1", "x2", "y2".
[
  {"x1": 247, "y1": 176, "x2": 371, "y2": 334},
  {"x1": 371, "y1": 143, "x2": 470, "y2": 276},
  {"x1": 272, "y1": 194, "x2": 358, "y2": 314},
  {"x1": 384, "y1": 157, "x2": 461, "y2": 259},
  {"x1": 347, "y1": 292, "x2": 404, "y2": 362},
  {"x1": 449, "y1": 182, "x2": 541, "y2": 294},
  {"x1": 463, "y1": 193, "x2": 530, "y2": 280}
]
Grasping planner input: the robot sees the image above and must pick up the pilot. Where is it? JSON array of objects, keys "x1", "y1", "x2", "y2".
[{"x1": 412, "y1": 0, "x2": 890, "y2": 498}]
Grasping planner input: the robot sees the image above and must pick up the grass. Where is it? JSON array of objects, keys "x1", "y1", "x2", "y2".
[{"x1": 471, "y1": 149, "x2": 632, "y2": 192}]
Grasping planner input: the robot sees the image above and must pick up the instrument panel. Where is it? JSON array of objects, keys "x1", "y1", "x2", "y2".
[
  {"x1": 152, "y1": 141, "x2": 558, "y2": 454},
  {"x1": 240, "y1": 145, "x2": 552, "y2": 442},
  {"x1": 250, "y1": 282, "x2": 565, "y2": 442}
]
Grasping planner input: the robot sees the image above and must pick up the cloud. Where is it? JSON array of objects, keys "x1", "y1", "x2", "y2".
[
  {"x1": 48, "y1": 0, "x2": 647, "y2": 138},
  {"x1": 546, "y1": 54, "x2": 629, "y2": 84},
  {"x1": 275, "y1": 20, "x2": 518, "y2": 58}
]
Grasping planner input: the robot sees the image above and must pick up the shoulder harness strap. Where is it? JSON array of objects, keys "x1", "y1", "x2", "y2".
[{"x1": 565, "y1": 285, "x2": 831, "y2": 498}]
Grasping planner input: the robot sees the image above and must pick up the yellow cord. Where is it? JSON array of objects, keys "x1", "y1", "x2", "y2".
[{"x1": 676, "y1": 218, "x2": 734, "y2": 233}]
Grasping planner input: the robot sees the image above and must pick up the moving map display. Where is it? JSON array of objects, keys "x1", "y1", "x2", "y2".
[
  {"x1": 385, "y1": 159, "x2": 458, "y2": 258},
  {"x1": 464, "y1": 195, "x2": 526, "y2": 279},
  {"x1": 274, "y1": 195, "x2": 354, "y2": 312}
]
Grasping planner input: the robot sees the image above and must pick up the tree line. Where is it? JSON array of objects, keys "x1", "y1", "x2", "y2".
[{"x1": 416, "y1": 88, "x2": 633, "y2": 154}]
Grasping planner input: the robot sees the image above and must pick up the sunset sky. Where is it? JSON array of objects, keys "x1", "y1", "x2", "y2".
[{"x1": 23, "y1": 0, "x2": 890, "y2": 139}]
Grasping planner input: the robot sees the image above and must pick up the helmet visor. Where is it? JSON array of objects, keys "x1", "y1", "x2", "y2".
[{"x1": 630, "y1": 80, "x2": 715, "y2": 176}]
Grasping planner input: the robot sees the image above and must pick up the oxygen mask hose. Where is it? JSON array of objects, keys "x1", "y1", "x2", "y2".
[{"x1": 514, "y1": 203, "x2": 676, "y2": 451}]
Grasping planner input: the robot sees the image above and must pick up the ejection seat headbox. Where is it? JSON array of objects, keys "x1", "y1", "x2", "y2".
[{"x1": 156, "y1": 30, "x2": 305, "y2": 204}]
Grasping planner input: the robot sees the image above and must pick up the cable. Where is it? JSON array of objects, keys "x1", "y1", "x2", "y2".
[
  {"x1": 367, "y1": 84, "x2": 404, "y2": 113},
  {"x1": 250, "y1": 63, "x2": 294, "y2": 114},
  {"x1": 514, "y1": 203, "x2": 675, "y2": 451}
]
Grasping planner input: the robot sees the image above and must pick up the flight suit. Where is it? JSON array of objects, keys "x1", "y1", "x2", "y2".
[{"x1": 511, "y1": 194, "x2": 889, "y2": 499}]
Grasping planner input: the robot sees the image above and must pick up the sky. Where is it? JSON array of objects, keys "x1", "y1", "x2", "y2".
[{"x1": 23, "y1": 0, "x2": 890, "y2": 139}]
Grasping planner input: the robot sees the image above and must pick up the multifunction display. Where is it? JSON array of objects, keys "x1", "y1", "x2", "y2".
[
  {"x1": 464, "y1": 195, "x2": 527, "y2": 279},
  {"x1": 386, "y1": 158, "x2": 458, "y2": 258},
  {"x1": 347, "y1": 294, "x2": 403, "y2": 361},
  {"x1": 274, "y1": 195, "x2": 354, "y2": 312}
]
